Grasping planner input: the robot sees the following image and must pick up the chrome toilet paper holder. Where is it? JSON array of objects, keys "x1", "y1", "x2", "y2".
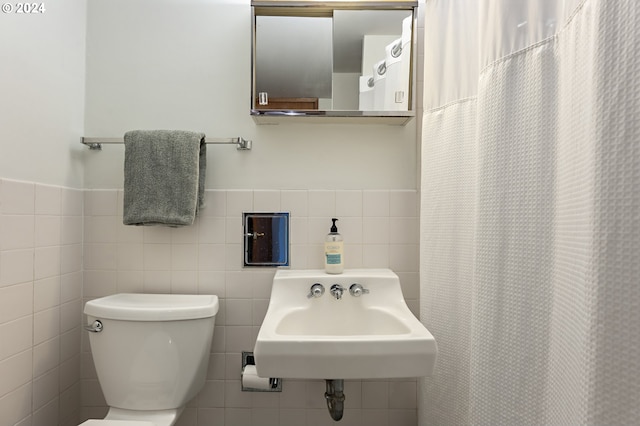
[{"x1": 242, "y1": 351, "x2": 282, "y2": 392}]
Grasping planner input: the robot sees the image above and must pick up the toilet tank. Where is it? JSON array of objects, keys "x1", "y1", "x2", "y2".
[{"x1": 84, "y1": 294, "x2": 219, "y2": 411}]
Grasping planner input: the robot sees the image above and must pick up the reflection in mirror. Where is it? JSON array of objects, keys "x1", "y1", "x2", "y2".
[
  {"x1": 251, "y1": 1, "x2": 417, "y2": 121},
  {"x1": 255, "y1": 16, "x2": 333, "y2": 109},
  {"x1": 333, "y1": 10, "x2": 412, "y2": 111},
  {"x1": 243, "y1": 212, "x2": 290, "y2": 267}
]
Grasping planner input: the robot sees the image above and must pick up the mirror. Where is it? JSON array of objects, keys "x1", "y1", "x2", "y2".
[
  {"x1": 251, "y1": 1, "x2": 417, "y2": 123},
  {"x1": 255, "y1": 15, "x2": 333, "y2": 108},
  {"x1": 243, "y1": 212, "x2": 290, "y2": 267}
]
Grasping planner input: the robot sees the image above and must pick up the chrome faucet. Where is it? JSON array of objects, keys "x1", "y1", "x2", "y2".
[
  {"x1": 307, "y1": 283, "x2": 325, "y2": 299},
  {"x1": 330, "y1": 284, "x2": 345, "y2": 300},
  {"x1": 349, "y1": 283, "x2": 370, "y2": 297}
]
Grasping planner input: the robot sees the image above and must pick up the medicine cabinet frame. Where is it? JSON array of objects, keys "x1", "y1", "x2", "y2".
[{"x1": 250, "y1": 0, "x2": 418, "y2": 125}]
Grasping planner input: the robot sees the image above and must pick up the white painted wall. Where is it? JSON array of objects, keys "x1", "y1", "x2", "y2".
[
  {"x1": 0, "y1": 0, "x2": 87, "y2": 188},
  {"x1": 83, "y1": 0, "x2": 418, "y2": 190}
]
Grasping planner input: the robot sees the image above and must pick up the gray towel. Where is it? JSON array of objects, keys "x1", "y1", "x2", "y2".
[{"x1": 123, "y1": 130, "x2": 206, "y2": 227}]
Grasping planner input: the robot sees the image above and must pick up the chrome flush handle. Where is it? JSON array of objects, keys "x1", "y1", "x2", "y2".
[{"x1": 84, "y1": 319, "x2": 103, "y2": 333}]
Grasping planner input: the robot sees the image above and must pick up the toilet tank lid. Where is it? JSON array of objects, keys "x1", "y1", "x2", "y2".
[{"x1": 84, "y1": 293, "x2": 219, "y2": 321}]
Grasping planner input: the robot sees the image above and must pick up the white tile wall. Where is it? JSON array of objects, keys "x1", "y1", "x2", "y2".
[
  {"x1": 81, "y1": 189, "x2": 420, "y2": 426},
  {"x1": 0, "y1": 181, "x2": 422, "y2": 426},
  {"x1": 0, "y1": 178, "x2": 83, "y2": 426}
]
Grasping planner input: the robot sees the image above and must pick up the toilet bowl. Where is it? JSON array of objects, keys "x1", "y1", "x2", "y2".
[{"x1": 79, "y1": 293, "x2": 219, "y2": 426}]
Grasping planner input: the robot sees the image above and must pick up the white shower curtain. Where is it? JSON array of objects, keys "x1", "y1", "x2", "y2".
[{"x1": 419, "y1": 0, "x2": 639, "y2": 424}]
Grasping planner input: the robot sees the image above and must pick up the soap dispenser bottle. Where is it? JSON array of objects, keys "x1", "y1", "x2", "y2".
[{"x1": 324, "y1": 218, "x2": 344, "y2": 274}]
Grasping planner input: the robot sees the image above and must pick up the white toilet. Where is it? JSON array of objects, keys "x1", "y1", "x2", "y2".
[{"x1": 79, "y1": 293, "x2": 219, "y2": 426}]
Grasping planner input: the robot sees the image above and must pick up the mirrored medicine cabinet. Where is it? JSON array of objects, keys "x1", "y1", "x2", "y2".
[{"x1": 251, "y1": 0, "x2": 418, "y2": 125}]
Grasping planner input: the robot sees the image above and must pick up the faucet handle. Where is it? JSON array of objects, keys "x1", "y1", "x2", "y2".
[
  {"x1": 349, "y1": 283, "x2": 370, "y2": 297},
  {"x1": 307, "y1": 283, "x2": 325, "y2": 299}
]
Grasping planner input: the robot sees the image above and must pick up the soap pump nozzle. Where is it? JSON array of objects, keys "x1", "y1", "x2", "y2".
[{"x1": 330, "y1": 218, "x2": 339, "y2": 233}]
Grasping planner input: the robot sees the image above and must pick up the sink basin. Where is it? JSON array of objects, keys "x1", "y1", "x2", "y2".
[{"x1": 254, "y1": 269, "x2": 437, "y2": 380}]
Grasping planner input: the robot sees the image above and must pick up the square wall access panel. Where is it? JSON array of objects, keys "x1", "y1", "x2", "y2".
[{"x1": 243, "y1": 212, "x2": 290, "y2": 267}]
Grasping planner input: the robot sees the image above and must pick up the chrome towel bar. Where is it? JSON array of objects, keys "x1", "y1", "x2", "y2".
[{"x1": 81, "y1": 136, "x2": 252, "y2": 151}]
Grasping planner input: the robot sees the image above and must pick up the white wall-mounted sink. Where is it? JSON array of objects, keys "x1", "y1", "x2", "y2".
[{"x1": 254, "y1": 269, "x2": 437, "y2": 380}]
